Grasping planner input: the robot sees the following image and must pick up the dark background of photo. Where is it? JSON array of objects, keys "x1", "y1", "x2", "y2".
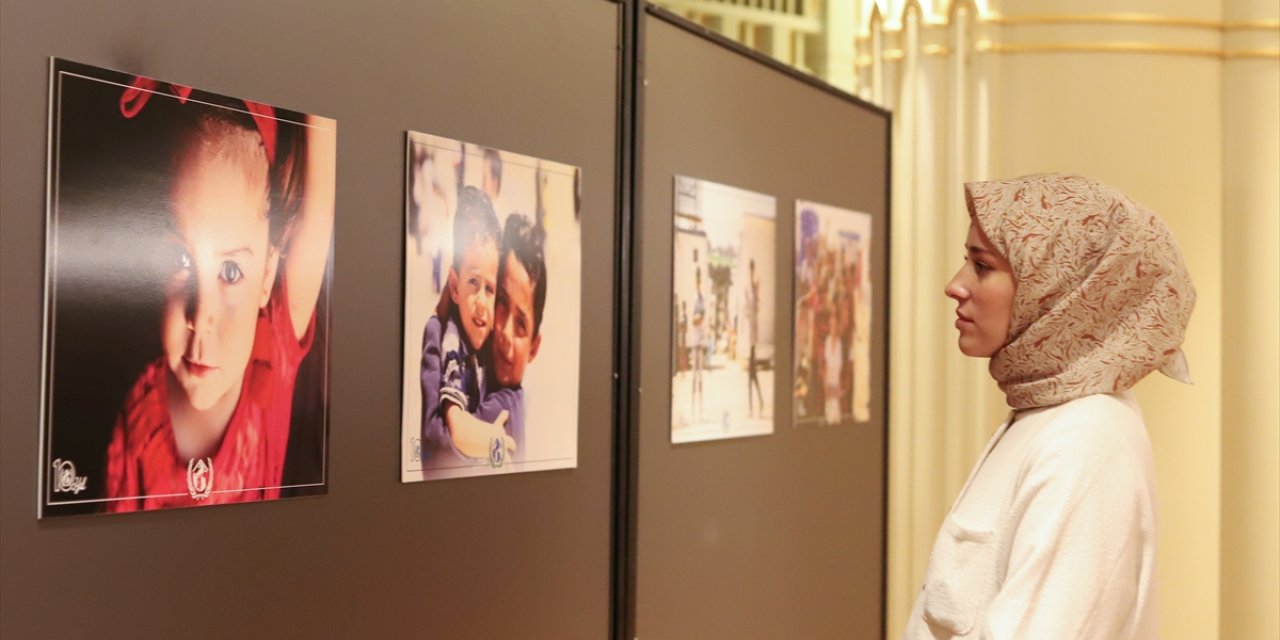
[{"x1": 42, "y1": 65, "x2": 331, "y2": 515}]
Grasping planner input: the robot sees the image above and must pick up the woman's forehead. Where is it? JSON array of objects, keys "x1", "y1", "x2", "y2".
[{"x1": 966, "y1": 220, "x2": 998, "y2": 252}]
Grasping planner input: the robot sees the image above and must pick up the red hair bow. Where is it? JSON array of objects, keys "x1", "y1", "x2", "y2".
[{"x1": 119, "y1": 75, "x2": 277, "y2": 164}]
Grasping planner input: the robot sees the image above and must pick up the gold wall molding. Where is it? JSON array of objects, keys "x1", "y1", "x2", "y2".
[
  {"x1": 1222, "y1": 48, "x2": 1280, "y2": 59},
  {"x1": 974, "y1": 39, "x2": 1280, "y2": 60},
  {"x1": 1221, "y1": 19, "x2": 1280, "y2": 31},
  {"x1": 983, "y1": 12, "x2": 1221, "y2": 30},
  {"x1": 858, "y1": 11, "x2": 1280, "y2": 36}
]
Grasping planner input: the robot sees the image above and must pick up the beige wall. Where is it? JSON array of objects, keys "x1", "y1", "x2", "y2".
[
  {"x1": 1221, "y1": 1, "x2": 1280, "y2": 638},
  {"x1": 988, "y1": 13, "x2": 1224, "y2": 639},
  {"x1": 970, "y1": 1, "x2": 1280, "y2": 637},
  {"x1": 856, "y1": 1, "x2": 1279, "y2": 638}
]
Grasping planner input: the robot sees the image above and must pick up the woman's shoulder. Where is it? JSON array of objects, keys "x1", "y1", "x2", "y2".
[
  {"x1": 1018, "y1": 391, "x2": 1152, "y2": 474},
  {"x1": 1023, "y1": 390, "x2": 1143, "y2": 432}
]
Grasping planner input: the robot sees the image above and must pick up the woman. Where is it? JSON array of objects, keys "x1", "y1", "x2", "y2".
[{"x1": 905, "y1": 174, "x2": 1196, "y2": 638}]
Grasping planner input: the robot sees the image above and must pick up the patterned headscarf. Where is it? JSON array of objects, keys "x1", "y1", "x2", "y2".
[{"x1": 965, "y1": 173, "x2": 1196, "y2": 409}]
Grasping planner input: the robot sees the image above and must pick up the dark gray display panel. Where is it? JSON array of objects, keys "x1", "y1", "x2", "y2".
[
  {"x1": 1, "y1": 1, "x2": 616, "y2": 637},
  {"x1": 633, "y1": 13, "x2": 890, "y2": 639}
]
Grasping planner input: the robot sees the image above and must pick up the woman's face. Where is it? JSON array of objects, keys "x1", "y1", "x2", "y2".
[
  {"x1": 945, "y1": 219, "x2": 1016, "y2": 358},
  {"x1": 162, "y1": 138, "x2": 274, "y2": 413}
]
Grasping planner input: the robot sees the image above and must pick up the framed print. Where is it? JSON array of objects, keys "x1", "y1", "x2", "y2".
[
  {"x1": 670, "y1": 176, "x2": 777, "y2": 444},
  {"x1": 40, "y1": 59, "x2": 335, "y2": 516},
  {"x1": 401, "y1": 132, "x2": 581, "y2": 481},
  {"x1": 793, "y1": 200, "x2": 873, "y2": 426}
]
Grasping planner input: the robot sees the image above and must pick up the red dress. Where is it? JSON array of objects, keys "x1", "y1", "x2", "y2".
[{"x1": 104, "y1": 283, "x2": 314, "y2": 512}]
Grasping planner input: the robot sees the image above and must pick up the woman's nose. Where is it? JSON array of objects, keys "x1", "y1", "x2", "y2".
[{"x1": 944, "y1": 270, "x2": 968, "y2": 301}]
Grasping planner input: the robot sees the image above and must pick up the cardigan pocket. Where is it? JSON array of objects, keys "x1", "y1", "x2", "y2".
[{"x1": 921, "y1": 517, "x2": 998, "y2": 636}]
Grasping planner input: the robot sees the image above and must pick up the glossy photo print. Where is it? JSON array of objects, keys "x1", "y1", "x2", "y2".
[
  {"x1": 401, "y1": 132, "x2": 581, "y2": 481},
  {"x1": 670, "y1": 176, "x2": 777, "y2": 444},
  {"x1": 793, "y1": 200, "x2": 873, "y2": 426},
  {"x1": 39, "y1": 59, "x2": 335, "y2": 517}
]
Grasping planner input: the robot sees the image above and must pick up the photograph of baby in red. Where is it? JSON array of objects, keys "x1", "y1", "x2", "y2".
[{"x1": 39, "y1": 59, "x2": 334, "y2": 516}]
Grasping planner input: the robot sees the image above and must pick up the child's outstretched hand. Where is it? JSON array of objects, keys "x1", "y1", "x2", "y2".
[{"x1": 445, "y1": 407, "x2": 517, "y2": 461}]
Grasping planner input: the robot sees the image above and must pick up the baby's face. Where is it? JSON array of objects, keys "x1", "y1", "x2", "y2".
[
  {"x1": 494, "y1": 253, "x2": 541, "y2": 387},
  {"x1": 451, "y1": 239, "x2": 499, "y2": 351},
  {"x1": 162, "y1": 142, "x2": 273, "y2": 412}
]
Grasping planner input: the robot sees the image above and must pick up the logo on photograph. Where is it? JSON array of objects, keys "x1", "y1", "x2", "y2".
[
  {"x1": 489, "y1": 437, "x2": 506, "y2": 468},
  {"x1": 186, "y1": 457, "x2": 213, "y2": 499},
  {"x1": 50, "y1": 459, "x2": 87, "y2": 494},
  {"x1": 410, "y1": 436, "x2": 422, "y2": 463}
]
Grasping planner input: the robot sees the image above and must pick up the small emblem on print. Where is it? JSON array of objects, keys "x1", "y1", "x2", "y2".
[
  {"x1": 51, "y1": 459, "x2": 88, "y2": 494},
  {"x1": 488, "y1": 437, "x2": 506, "y2": 468},
  {"x1": 410, "y1": 436, "x2": 422, "y2": 463},
  {"x1": 186, "y1": 457, "x2": 214, "y2": 499}
]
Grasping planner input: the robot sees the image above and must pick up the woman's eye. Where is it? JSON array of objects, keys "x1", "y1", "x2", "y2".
[
  {"x1": 974, "y1": 261, "x2": 992, "y2": 273},
  {"x1": 218, "y1": 260, "x2": 244, "y2": 284}
]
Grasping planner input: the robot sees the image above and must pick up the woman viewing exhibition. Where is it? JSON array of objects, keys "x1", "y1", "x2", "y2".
[{"x1": 904, "y1": 173, "x2": 1196, "y2": 639}]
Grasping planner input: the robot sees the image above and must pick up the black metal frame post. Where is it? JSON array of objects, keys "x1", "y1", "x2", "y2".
[{"x1": 610, "y1": 1, "x2": 644, "y2": 639}]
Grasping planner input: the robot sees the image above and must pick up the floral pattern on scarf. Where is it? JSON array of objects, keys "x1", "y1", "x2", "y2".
[{"x1": 965, "y1": 173, "x2": 1196, "y2": 409}]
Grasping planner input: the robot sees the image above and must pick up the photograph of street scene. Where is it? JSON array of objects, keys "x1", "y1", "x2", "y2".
[{"x1": 670, "y1": 176, "x2": 776, "y2": 444}]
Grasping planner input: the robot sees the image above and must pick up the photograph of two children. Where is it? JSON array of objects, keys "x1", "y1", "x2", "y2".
[{"x1": 399, "y1": 132, "x2": 581, "y2": 482}]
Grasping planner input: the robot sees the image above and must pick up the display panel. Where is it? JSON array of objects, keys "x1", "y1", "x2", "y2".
[
  {"x1": 669, "y1": 175, "x2": 777, "y2": 444},
  {"x1": 793, "y1": 200, "x2": 873, "y2": 426},
  {"x1": 634, "y1": 11, "x2": 890, "y2": 639},
  {"x1": 401, "y1": 132, "x2": 581, "y2": 481},
  {"x1": 40, "y1": 59, "x2": 334, "y2": 516},
  {"x1": 3, "y1": 2, "x2": 617, "y2": 637}
]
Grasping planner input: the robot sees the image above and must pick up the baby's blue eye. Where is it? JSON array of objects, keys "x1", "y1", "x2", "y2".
[{"x1": 218, "y1": 260, "x2": 244, "y2": 284}]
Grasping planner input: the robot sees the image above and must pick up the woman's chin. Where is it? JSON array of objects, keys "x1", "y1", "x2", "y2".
[{"x1": 957, "y1": 336, "x2": 997, "y2": 358}]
